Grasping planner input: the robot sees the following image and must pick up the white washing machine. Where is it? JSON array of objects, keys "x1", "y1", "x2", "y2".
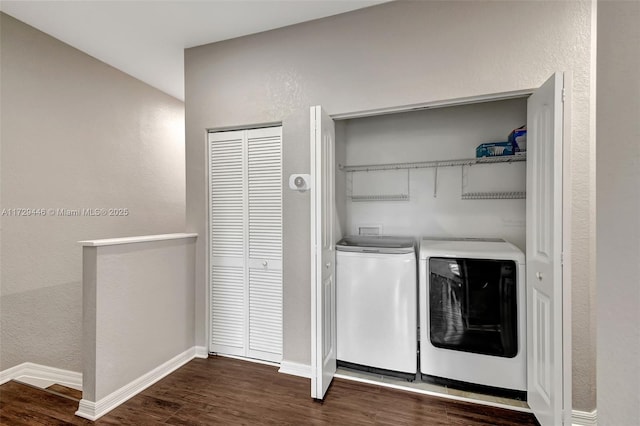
[
  {"x1": 336, "y1": 236, "x2": 417, "y2": 376},
  {"x1": 419, "y1": 237, "x2": 526, "y2": 391}
]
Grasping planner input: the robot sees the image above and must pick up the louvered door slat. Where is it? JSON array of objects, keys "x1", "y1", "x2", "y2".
[
  {"x1": 248, "y1": 131, "x2": 282, "y2": 261},
  {"x1": 209, "y1": 131, "x2": 246, "y2": 356},
  {"x1": 248, "y1": 268, "x2": 283, "y2": 358},
  {"x1": 210, "y1": 132, "x2": 244, "y2": 259},
  {"x1": 211, "y1": 266, "x2": 244, "y2": 351}
]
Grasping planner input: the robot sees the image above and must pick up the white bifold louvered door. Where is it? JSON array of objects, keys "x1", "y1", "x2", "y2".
[{"x1": 209, "y1": 126, "x2": 283, "y2": 363}]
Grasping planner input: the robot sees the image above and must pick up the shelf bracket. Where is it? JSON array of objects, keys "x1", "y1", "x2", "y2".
[{"x1": 433, "y1": 166, "x2": 438, "y2": 198}]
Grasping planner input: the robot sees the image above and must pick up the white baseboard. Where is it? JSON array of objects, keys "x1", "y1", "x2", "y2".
[
  {"x1": 572, "y1": 409, "x2": 597, "y2": 426},
  {"x1": 0, "y1": 362, "x2": 82, "y2": 390},
  {"x1": 278, "y1": 360, "x2": 312, "y2": 378},
  {"x1": 75, "y1": 346, "x2": 198, "y2": 421},
  {"x1": 194, "y1": 346, "x2": 209, "y2": 359},
  {"x1": 0, "y1": 363, "x2": 25, "y2": 385}
]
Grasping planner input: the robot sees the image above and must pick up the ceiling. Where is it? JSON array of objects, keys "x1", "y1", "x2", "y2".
[{"x1": 0, "y1": 0, "x2": 388, "y2": 100}]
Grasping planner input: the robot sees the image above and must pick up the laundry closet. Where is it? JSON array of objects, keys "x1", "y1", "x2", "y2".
[{"x1": 331, "y1": 97, "x2": 530, "y2": 400}]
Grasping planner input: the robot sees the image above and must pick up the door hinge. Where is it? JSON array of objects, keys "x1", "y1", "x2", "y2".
[{"x1": 562, "y1": 88, "x2": 566, "y2": 103}]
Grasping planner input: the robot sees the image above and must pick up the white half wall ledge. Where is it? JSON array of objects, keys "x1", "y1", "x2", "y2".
[
  {"x1": 0, "y1": 362, "x2": 82, "y2": 389},
  {"x1": 75, "y1": 346, "x2": 200, "y2": 421},
  {"x1": 278, "y1": 361, "x2": 312, "y2": 379},
  {"x1": 78, "y1": 232, "x2": 197, "y2": 247}
]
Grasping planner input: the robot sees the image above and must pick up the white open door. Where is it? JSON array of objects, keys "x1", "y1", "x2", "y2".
[
  {"x1": 310, "y1": 105, "x2": 337, "y2": 400},
  {"x1": 526, "y1": 73, "x2": 567, "y2": 425}
]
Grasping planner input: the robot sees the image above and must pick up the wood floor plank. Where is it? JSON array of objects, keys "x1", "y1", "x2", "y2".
[
  {"x1": 46, "y1": 384, "x2": 83, "y2": 401},
  {"x1": 445, "y1": 400, "x2": 539, "y2": 426},
  {"x1": 0, "y1": 381, "x2": 91, "y2": 425},
  {"x1": 0, "y1": 356, "x2": 539, "y2": 425}
]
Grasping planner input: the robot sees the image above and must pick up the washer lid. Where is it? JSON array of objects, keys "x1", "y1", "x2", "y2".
[{"x1": 336, "y1": 235, "x2": 416, "y2": 254}]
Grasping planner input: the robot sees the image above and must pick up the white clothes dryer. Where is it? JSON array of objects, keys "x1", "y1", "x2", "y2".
[{"x1": 419, "y1": 237, "x2": 526, "y2": 391}]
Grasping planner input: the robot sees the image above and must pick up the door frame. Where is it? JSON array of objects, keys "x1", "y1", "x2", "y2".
[
  {"x1": 560, "y1": 73, "x2": 573, "y2": 426},
  {"x1": 310, "y1": 85, "x2": 572, "y2": 417}
]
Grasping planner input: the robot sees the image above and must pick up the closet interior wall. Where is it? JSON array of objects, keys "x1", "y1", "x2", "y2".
[{"x1": 336, "y1": 98, "x2": 528, "y2": 251}]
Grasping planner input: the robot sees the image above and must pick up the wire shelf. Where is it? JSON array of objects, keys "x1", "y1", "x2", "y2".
[
  {"x1": 339, "y1": 154, "x2": 526, "y2": 173},
  {"x1": 461, "y1": 191, "x2": 526, "y2": 200},
  {"x1": 350, "y1": 194, "x2": 409, "y2": 202}
]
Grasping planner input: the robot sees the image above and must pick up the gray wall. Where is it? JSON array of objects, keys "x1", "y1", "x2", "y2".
[
  {"x1": 596, "y1": 1, "x2": 640, "y2": 424},
  {"x1": 185, "y1": 1, "x2": 596, "y2": 411},
  {"x1": 82, "y1": 237, "x2": 196, "y2": 402},
  {"x1": 0, "y1": 14, "x2": 186, "y2": 372}
]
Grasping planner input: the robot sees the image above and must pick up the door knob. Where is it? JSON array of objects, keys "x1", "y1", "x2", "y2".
[
  {"x1": 325, "y1": 262, "x2": 330, "y2": 269},
  {"x1": 536, "y1": 272, "x2": 543, "y2": 281},
  {"x1": 262, "y1": 260, "x2": 268, "y2": 267}
]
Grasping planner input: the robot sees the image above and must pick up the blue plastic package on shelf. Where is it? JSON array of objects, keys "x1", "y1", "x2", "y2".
[{"x1": 475, "y1": 141, "x2": 516, "y2": 158}]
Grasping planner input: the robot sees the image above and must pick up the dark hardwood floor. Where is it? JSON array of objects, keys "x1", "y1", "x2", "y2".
[
  {"x1": 46, "y1": 384, "x2": 83, "y2": 401},
  {"x1": 0, "y1": 356, "x2": 539, "y2": 425}
]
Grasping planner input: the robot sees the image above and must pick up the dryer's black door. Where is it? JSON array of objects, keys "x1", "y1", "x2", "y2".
[{"x1": 429, "y1": 258, "x2": 518, "y2": 358}]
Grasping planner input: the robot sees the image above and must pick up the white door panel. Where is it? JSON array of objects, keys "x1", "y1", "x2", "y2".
[
  {"x1": 247, "y1": 258, "x2": 283, "y2": 270},
  {"x1": 247, "y1": 267, "x2": 282, "y2": 362},
  {"x1": 246, "y1": 127, "x2": 283, "y2": 361},
  {"x1": 209, "y1": 130, "x2": 247, "y2": 356},
  {"x1": 211, "y1": 256, "x2": 245, "y2": 268},
  {"x1": 526, "y1": 73, "x2": 565, "y2": 426},
  {"x1": 210, "y1": 265, "x2": 245, "y2": 355},
  {"x1": 310, "y1": 105, "x2": 337, "y2": 400},
  {"x1": 209, "y1": 127, "x2": 283, "y2": 362}
]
